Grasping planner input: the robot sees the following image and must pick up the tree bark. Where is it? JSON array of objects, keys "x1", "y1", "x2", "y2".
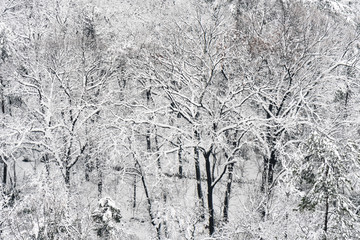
[
  {"x1": 323, "y1": 194, "x2": 329, "y2": 240},
  {"x1": 262, "y1": 150, "x2": 277, "y2": 191},
  {"x1": 2, "y1": 160, "x2": 7, "y2": 185},
  {"x1": 96, "y1": 158, "x2": 103, "y2": 199},
  {"x1": 223, "y1": 162, "x2": 234, "y2": 223},
  {"x1": 1, "y1": 96, "x2": 4, "y2": 114},
  {"x1": 154, "y1": 133, "x2": 162, "y2": 171},
  {"x1": 268, "y1": 150, "x2": 277, "y2": 186},
  {"x1": 133, "y1": 163, "x2": 137, "y2": 214},
  {"x1": 12, "y1": 161, "x2": 16, "y2": 189},
  {"x1": 1, "y1": 79, "x2": 5, "y2": 186},
  {"x1": 43, "y1": 154, "x2": 50, "y2": 176},
  {"x1": 1, "y1": 77, "x2": 4, "y2": 114},
  {"x1": 178, "y1": 141, "x2": 183, "y2": 178},
  {"x1": 261, "y1": 155, "x2": 268, "y2": 194},
  {"x1": 146, "y1": 131, "x2": 151, "y2": 151},
  {"x1": 194, "y1": 129, "x2": 205, "y2": 217},
  {"x1": 155, "y1": 129, "x2": 168, "y2": 238},
  {"x1": 323, "y1": 165, "x2": 330, "y2": 240},
  {"x1": 140, "y1": 169, "x2": 161, "y2": 240},
  {"x1": 1, "y1": 76, "x2": 10, "y2": 116},
  {"x1": 204, "y1": 149, "x2": 214, "y2": 236},
  {"x1": 65, "y1": 166, "x2": 70, "y2": 188},
  {"x1": 85, "y1": 154, "x2": 90, "y2": 181}
]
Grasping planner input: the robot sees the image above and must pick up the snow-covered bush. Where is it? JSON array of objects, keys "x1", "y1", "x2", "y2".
[{"x1": 92, "y1": 197, "x2": 122, "y2": 238}]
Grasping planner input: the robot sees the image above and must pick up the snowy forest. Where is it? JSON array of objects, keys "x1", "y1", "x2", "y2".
[{"x1": 1, "y1": 0, "x2": 360, "y2": 239}]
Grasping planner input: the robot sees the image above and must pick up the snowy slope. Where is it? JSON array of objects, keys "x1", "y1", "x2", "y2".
[{"x1": 309, "y1": 0, "x2": 360, "y2": 23}]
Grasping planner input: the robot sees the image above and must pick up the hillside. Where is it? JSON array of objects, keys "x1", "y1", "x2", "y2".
[{"x1": 1, "y1": 0, "x2": 360, "y2": 239}]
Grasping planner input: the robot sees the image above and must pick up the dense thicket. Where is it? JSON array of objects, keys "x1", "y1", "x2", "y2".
[{"x1": 1, "y1": 0, "x2": 360, "y2": 239}]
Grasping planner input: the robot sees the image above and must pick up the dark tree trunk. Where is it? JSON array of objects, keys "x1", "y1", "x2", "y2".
[
  {"x1": 96, "y1": 158, "x2": 103, "y2": 199},
  {"x1": 260, "y1": 149, "x2": 277, "y2": 219},
  {"x1": 1, "y1": 94, "x2": 4, "y2": 114},
  {"x1": 261, "y1": 149, "x2": 277, "y2": 192},
  {"x1": 268, "y1": 150, "x2": 277, "y2": 185},
  {"x1": 284, "y1": 212, "x2": 289, "y2": 239},
  {"x1": 194, "y1": 137, "x2": 205, "y2": 219},
  {"x1": 133, "y1": 163, "x2": 137, "y2": 214},
  {"x1": 207, "y1": 187, "x2": 214, "y2": 236},
  {"x1": 12, "y1": 161, "x2": 16, "y2": 188},
  {"x1": 1, "y1": 98, "x2": 4, "y2": 114},
  {"x1": 65, "y1": 166, "x2": 70, "y2": 188},
  {"x1": 1, "y1": 80, "x2": 6, "y2": 187},
  {"x1": 133, "y1": 175, "x2": 137, "y2": 210},
  {"x1": 204, "y1": 150, "x2": 214, "y2": 236},
  {"x1": 194, "y1": 146, "x2": 203, "y2": 202},
  {"x1": 140, "y1": 170, "x2": 161, "y2": 240},
  {"x1": 178, "y1": 142, "x2": 183, "y2": 178},
  {"x1": 43, "y1": 154, "x2": 50, "y2": 176},
  {"x1": 154, "y1": 130, "x2": 168, "y2": 238},
  {"x1": 154, "y1": 133, "x2": 161, "y2": 170},
  {"x1": 323, "y1": 165, "x2": 330, "y2": 240},
  {"x1": 261, "y1": 155, "x2": 268, "y2": 193},
  {"x1": 146, "y1": 88, "x2": 152, "y2": 152},
  {"x1": 262, "y1": 103, "x2": 275, "y2": 189},
  {"x1": 2, "y1": 160, "x2": 7, "y2": 185},
  {"x1": 146, "y1": 124, "x2": 167, "y2": 238},
  {"x1": 194, "y1": 129, "x2": 205, "y2": 216},
  {"x1": 323, "y1": 194, "x2": 329, "y2": 240},
  {"x1": 1, "y1": 76, "x2": 5, "y2": 115},
  {"x1": 146, "y1": 131, "x2": 151, "y2": 151},
  {"x1": 223, "y1": 162, "x2": 234, "y2": 223},
  {"x1": 8, "y1": 96, "x2": 12, "y2": 116},
  {"x1": 85, "y1": 155, "x2": 90, "y2": 181}
]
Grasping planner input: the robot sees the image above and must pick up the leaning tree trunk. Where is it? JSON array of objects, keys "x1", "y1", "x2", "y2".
[{"x1": 139, "y1": 164, "x2": 161, "y2": 240}]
